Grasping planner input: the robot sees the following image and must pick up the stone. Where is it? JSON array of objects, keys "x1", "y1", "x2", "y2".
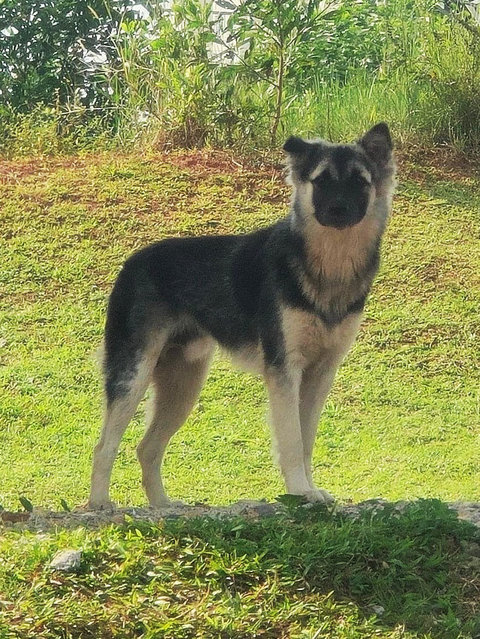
[{"x1": 49, "y1": 549, "x2": 82, "y2": 572}]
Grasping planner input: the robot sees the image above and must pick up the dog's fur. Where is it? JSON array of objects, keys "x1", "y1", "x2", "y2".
[{"x1": 88, "y1": 123, "x2": 396, "y2": 509}]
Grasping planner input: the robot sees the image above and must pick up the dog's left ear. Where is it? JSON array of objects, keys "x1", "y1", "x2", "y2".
[
  {"x1": 283, "y1": 136, "x2": 311, "y2": 155},
  {"x1": 359, "y1": 123, "x2": 393, "y2": 167}
]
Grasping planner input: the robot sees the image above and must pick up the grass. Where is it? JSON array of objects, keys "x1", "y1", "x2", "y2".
[
  {"x1": 0, "y1": 146, "x2": 479, "y2": 637},
  {"x1": 1, "y1": 501, "x2": 480, "y2": 637},
  {"x1": 0, "y1": 149, "x2": 479, "y2": 510}
]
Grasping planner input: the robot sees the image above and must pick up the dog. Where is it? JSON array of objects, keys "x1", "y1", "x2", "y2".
[{"x1": 87, "y1": 123, "x2": 396, "y2": 509}]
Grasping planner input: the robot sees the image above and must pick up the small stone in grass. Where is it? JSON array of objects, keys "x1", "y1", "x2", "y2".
[{"x1": 49, "y1": 549, "x2": 82, "y2": 572}]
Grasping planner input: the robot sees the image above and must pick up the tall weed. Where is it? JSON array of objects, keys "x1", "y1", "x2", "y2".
[
  {"x1": 0, "y1": 105, "x2": 113, "y2": 157},
  {"x1": 416, "y1": 23, "x2": 480, "y2": 150}
]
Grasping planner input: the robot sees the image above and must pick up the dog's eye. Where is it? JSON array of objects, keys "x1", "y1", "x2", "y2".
[
  {"x1": 351, "y1": 172, "x2": 370, "y2": 187},
  {"x1": 312, "y1": 171, "x2": 331, "y2": 186}
]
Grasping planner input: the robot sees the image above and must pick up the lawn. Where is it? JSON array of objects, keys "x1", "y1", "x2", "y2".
[
  {"x1": 1, "y1": 501, "x2": 480, "y2": 638},
  {"x1": 0, "y1": 147, "x2": 479, "y2": 637},
  {"x1": 1, "y1": 148, "x2": 479, "y2": 510}
]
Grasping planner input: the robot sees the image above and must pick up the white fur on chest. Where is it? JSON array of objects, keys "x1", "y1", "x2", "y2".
[{"x1": 282, "y1": 306, "x2": 362, "y2": 370}]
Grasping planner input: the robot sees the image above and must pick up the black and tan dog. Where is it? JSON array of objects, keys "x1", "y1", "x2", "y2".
[{"x1": 88, "y1": 123, "x2": 396, "y2": 509}]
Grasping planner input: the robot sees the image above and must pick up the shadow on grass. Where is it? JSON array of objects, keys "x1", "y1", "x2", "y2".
[
  {"x1": 145, "y1": 499, "x2": 480, "y2": 638},
  {"x1": 4, "y1": 500, "x2": 480, "y2": 638}
]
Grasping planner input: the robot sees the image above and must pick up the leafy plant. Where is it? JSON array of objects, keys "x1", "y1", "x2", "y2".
[
  {"x1": 0, "y1": 0, "x2": 121, "y2": 111},
  {"x1": 0, "y1": 0, "x2": 480, "y2": 152},
  {"x1": 19, "y1": 496, "x2": 33, "y2": 512},
  {"x1": 60, "y1": 499, "x2": 71, "y2": 512},
  {"x1": 228, "y1": 0, "x2": 339, "y2": 143}
]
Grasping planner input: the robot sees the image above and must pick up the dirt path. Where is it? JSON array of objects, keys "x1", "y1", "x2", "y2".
[{"x1": 2, "y1": 499, "x2": 480, "y2": 532}]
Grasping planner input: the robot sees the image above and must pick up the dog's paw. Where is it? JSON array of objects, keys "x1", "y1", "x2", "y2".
[
  {"x1": 81, "y1": 499, "x2": 116, "y2": 512},
  {"x1": 303, "y1": 488, "x2": 335, "y2": 505},
  {"x1": 149, "y1": 498, "x2": 186, "y2": 510}
]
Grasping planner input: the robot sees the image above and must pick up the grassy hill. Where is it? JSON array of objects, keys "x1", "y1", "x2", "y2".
[{"x1": 1, "y1": 148, "x2": 479, "y2": 509}]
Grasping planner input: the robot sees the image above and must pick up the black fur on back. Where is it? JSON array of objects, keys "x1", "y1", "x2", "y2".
[
  {"x1": 104, "y1": 124, "x2": 395, "y2": 403},
  {"x1": 104, "y1": 219, "x2": 380, "y2": 402}
]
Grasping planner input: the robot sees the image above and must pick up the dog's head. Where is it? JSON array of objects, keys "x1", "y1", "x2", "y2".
[{"x1": 284, "y1": 123, "x2": 395, "y2": 229}]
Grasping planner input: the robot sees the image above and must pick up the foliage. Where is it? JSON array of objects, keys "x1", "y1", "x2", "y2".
[
  {"x1": 226, "y1": 0, "x2": 340, "y2": 142},
  {"x1": 415, "y1": 21, "x2": 480, "y2": 148},
  {"x1": 0, "y1": 0, "x2": 479, "y2": 152},
  {"x1": 109, "y1": 0, "x2": 248, "y2": 147},
  {"x1": 232, "y1": 0, "x2": 389, "y2": 88},
  {"x1": 0, "y1": 104, "x2": 113, "y2": 156},
  {"x1": 0, "y1": 0, "x2": 121, "y2": 112}
]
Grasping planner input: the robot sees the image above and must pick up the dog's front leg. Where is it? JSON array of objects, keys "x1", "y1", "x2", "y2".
[
  {"x1": 266, "y1": 370, "x2": 333, "y2": 504},
  {"x1": 299, "y1": 361, "x2": 339, "y2": 495}
]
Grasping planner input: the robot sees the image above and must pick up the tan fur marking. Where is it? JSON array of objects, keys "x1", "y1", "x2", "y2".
[
  {"x1": 309, "y1": 160, "x2": 340, "y2": 182},
  {"x1": 229, "y1": 343, "x2": 265, "y2": 375},
  {"x1": 301, "y1": 197, "x2": 381, "y2": 282},
  {"x1": 351, "y1": 162, "x2": 372, "y2": 184},
  {"x1": 183, "y1": 337, "x2": 217, "y2": 362},
  {"x1": 89, "y1": 340, "x2": 166, "y2": 509},
  {"x1": 282, "y1": 307, "x2": 362, "y2": 370}
]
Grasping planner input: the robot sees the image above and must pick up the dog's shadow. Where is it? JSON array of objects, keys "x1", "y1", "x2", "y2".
[{"x1": 152, "y1": 498, "x2": 480, "y2": 637}]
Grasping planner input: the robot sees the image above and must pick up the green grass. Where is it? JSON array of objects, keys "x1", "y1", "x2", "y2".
[
  {"x1": 1, "y1": 150, "x2": 479, "y2": 510},
  {"x1": 1, "y1": 501, "x2": 480, "y2": 638},
  {"x1": 0, "y1": 148, "x2": 479, "y2": 636}
]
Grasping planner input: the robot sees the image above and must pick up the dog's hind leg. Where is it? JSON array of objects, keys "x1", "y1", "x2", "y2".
[
  {"x1": 88, "y1": 339, "x2": 165, "y2": 510},
  {"x1": 137, "y1": 341, "x2": 214, "y2": 508},
  {"x1": 299, "y1": 361, "x2": 340, "y2": 497}
]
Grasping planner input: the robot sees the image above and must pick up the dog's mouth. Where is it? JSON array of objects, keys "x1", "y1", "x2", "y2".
[{"x1": 315, "y1": 206, "x2": 366, "y2": 229}]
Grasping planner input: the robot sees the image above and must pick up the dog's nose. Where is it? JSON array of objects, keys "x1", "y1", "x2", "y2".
[{"x1": 329, "y1": 205, "x2": 347, "y2": 217}]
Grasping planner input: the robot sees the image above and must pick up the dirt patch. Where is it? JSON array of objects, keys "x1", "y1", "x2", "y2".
[
  {"x1": 0, "y1": 156, "x2": 91, "y2": 184},
  {"x1": 397, "y1": 146, "x2": 480, "y2": 185},
  {"x1": 2, "y1": 499, "x2": 480, "y2": 532},
  {"x1": 1, "y1": 145, "x2": 475, "y2": 188},
  {"x1": 0, "y1": 148, "x2": 285, "y2": 188},
  {"x1": 163, "y1": 149, "x2": 247, "y2": 175}
]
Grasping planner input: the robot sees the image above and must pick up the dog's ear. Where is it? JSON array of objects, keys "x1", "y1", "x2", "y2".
[
  {"x1": 283, "y1": 136, "x2": 311, "y2": 155},
  {"x1": 359, "y1": 123, "x2": 393, "y2": 167},
  {"x1": 284, "y1": 136, "x2": 324, "y2": 183}
]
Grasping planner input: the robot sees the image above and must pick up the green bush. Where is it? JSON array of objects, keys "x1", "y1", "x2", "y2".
[
  {"x1": 415, "y1": 20, "x2": 480, "y2": 151},
  {"x1": 0, "y1": 0, "x2": 479, "y2": 154}
]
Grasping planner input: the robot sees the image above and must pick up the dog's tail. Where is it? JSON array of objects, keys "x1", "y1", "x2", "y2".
[{"x1": 90, "y1": 340, "x2": 105, "y2": 371}]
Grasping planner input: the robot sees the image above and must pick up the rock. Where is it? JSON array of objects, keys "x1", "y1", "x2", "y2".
[
  {"x1": 370, "y1": 605, "x2": 385, "y2": 616},
  {"x1": 251, "y1": 502, "x2": 278, "y2": 517},
  {"x1": 451, "y1": 502, "x2": 480, "y2": 527},
  {"x1": 49, "y1": 549, "x2": 82, "y2": 572},
  {"x1": 224, "y1": 500, "x2": 279, "y2": 517}
]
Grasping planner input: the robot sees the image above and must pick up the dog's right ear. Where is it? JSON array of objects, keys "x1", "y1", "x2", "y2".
[
  {"x1": 359, "y1": 123, "x2": 393, "y2": 167},
  {"x1": 283, "y1": 136, "x2": 311, "y2": 155}
]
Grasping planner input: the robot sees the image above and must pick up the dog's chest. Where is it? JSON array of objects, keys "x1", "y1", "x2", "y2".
[{"x1": 282, "y1": 306, "x2": 362, "y2": 369}]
